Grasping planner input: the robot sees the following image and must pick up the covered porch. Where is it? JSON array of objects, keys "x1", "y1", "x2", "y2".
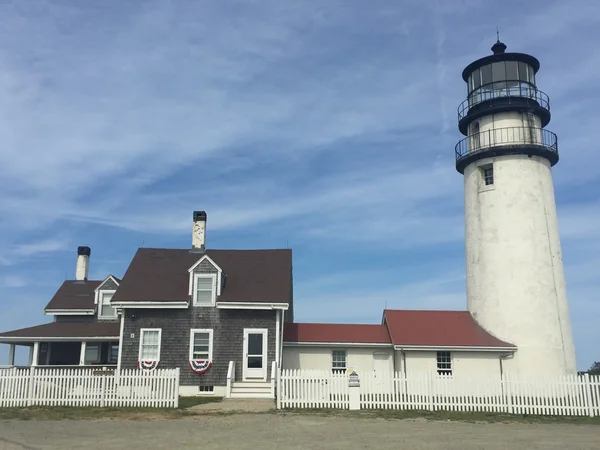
[{"x1": 0, "y1": 321, "x2": 120, "y2": 368}]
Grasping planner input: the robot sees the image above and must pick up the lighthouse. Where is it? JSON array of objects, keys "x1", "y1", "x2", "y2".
[{"x1": 456, "y1": 39, "x2": 577, "y2": 375}]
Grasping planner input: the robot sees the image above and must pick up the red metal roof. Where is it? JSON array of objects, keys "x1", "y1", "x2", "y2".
[
  {"x1": 283, "y1": 322, "x2": 391, "y2": 344},
  {"x1": 383, "y1": 309, "x2": 515, "y2": 348}
]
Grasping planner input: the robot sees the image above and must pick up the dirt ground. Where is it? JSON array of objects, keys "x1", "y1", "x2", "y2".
[{"x1": 0, "y1": 413, "x2": 598, "y2": 450}]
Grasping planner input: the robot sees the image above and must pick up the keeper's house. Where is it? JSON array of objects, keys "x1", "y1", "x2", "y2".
[{"x1": 0, "y1": 211, "x2": 515, "y2": 397}]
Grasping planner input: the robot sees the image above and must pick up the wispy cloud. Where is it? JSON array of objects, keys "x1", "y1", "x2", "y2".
[{"x1": 0, "y1": 0, "x2": 598, "y2": 370}]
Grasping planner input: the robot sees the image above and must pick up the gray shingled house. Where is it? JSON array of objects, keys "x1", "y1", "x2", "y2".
[{"x1": 0, "y1": 211, "x2": 293, "y2": 398}]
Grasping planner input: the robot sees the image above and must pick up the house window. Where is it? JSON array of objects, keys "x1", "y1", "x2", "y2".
[
  {"x1": 483, "y1": 166, "x2": 494, "y2": 185},
  {"x1": 194, "y1": 274, "x2": 216, "y2": 306},
  {"x1": 84, "y1": 344, "x2": 100, "y2": 364},
  {"x1": 332, "y1": 350, "x2": 347, "y2": 374},
  {"x1": 139, "y1": 329, "x2": 162, "y2": 361},
  {"x1": 99, "y1": 291, "x2": 117, "y2": 318},
  {"x1": 109, "y1": 343, "x2": 119, "y2": 363},
  {"x1": 189, "y1": 329, "x2": 213, "y2": 361},
  {"x1": 198, "y1": 386, "x2": 214, "y2": 393},
  {"x1": 436, "y1": 351, "x2": 452, "y2": 375}
]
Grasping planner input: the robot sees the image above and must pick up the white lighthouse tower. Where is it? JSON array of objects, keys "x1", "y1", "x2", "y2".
[{"x1": 456, "y1": 39, "x2": 577, "y2": 375}]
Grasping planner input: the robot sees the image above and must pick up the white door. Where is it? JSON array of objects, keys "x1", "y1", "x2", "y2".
[
  {"x1": 243, "y1": 328, "x2": 268, "y2": 381},
  {"x1": 373, "y1": 351, "x2": 392, "y2": 391}
]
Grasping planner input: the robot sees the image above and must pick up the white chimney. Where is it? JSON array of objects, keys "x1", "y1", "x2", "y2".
[
  {"x1": 192, "y1": 211, "x2": 207, "y2": 251},
  {"x1": 75, "y1": 246, "x2": 91, "y2": 281}
]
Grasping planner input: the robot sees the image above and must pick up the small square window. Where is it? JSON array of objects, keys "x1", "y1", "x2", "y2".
[
  {"x1": 481, "y1": 165, "x2": 494, "y2": 186},
  {"x1": 332, "y1": 350, "x2": 347, "y2": 374},
  {"x1": 436, "y1": 351, "x2": 452, "y2": 376}
]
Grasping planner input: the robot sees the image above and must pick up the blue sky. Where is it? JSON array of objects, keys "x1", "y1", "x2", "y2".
[{"x1": 0, "y1": 0, "x2": 598, "y2": 370}]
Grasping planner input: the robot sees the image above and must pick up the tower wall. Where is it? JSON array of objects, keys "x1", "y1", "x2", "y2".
[{"x1": 464, "y1": 154, "x2": 577, "y2": 375}]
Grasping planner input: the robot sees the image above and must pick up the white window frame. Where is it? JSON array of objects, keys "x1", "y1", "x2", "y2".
[
  {"x1": 138, "y1": 328, "x2": 162, "y2": 361},
  {"x1": 193, "y1": 273, "x2": 217, "y2": 306},
  {"x1": 332, "y1": 349, "x2": 347, "y2": 374},
  {"x1": 98, "y1": 290, "x2": 117, "y2": 319},
  {"x1": 436, "y1": 351, "x2": 453, "y2": 376},
  {"x1": 189, "y1": 329, "x2": 214, "y2": 361}
]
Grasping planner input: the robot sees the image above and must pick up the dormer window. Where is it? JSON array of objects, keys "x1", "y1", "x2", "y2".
[
  {"x1": 193, "y1": 274, "x2": 217, "y2": 306},
  {"x1": 99, "y1": 291, "x2": 117, "y2": 319}
]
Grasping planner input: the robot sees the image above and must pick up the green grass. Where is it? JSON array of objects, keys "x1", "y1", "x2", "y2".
[
  {"x1": 280, "y1": 407, "x2": 600, "y2": 425},
  {"x1": 0, "y1": 396, "x2": 223, "y2": 421}
]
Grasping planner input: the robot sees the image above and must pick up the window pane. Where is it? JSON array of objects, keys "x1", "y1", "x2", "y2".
[
  {"x1": 196, "y1": 277, "x2": 213, "y2": 289},
  {"x1": 109, "y1": 344, "x2": 118, "y2": 362},
  {"x1": 505, "y1": 61, "x2": 518, "y2": 80},
  {"x1": 492, "y1": 61, "x2": 506, "y2": 82},
  {"x1": 101, "y1": 304, "x2": 115, "y2": 317},
  {"x1": 141, "y1": 345, "x2": 158, "y2": 360},
  {"x1": 85, "y1": 344, "x2": 100, "y2": 363},
  {"x1": 528, "y1": 65, "x2": 535, "y2": 85},
  {"x1": 518, "y1": 62, "x2": 529, "y2": 82},
  {"x1": 480, "y1": 64, "x2": 492, "y2": 86},
  {"x1": 247, "y1": 356, "x2": 263, "y2": 368},
  {"x1": 102, "y1": 293, "x2": 114, "y2": 304},
  {"x1": 193, "y1": 332, "x2": 210, "y2": 359},
  {"x1": 472, "y1": 68, "x2": 481, "y2": 89},
  {"x1": 195, "y1": 290, "x2": 212, "y2": 304},
  {"x1": 144, "y1": 330, "x2": 159, "y2": 345},
  {"x1": 248, "y1": 334, "x2": 263, "y2": 355}
]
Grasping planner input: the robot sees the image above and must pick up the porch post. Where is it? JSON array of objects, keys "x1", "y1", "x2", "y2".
[
  {"x1": 79, "y1": 341, "x2": 87, "y2": 366},
  {"x1": 31, "y1": 342, "x2": 39, "y2": 367},
  {"x1": 8, "y1": 344, "x2": 15, "y2": 366}
]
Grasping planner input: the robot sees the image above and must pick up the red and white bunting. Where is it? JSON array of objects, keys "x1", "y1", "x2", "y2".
[
  {"x1": 138, "y1": 360, "x2": 159, "y2": 372},
  {"x1": 190, "y1": 359, "x2": 212, "y2": 374}
]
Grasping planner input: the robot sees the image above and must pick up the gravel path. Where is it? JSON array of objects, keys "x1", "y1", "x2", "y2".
[{"x1": 0, "y1": 413, "x2": 598, "y2": 450}]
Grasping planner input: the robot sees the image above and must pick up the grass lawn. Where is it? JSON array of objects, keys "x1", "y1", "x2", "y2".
[{"x1": 1, "y1": 398, "x2": 599, "y2": 424}]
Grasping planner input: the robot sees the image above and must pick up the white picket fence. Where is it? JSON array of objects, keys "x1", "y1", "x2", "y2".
[
  {"x1": 0, "y1": 367, "x2": 180, "y2": 408},
  {"x1": 277, "y1": 369, "x2": 600, "y2": 416}
]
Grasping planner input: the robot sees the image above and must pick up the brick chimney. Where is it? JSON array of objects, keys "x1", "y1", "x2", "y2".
[
  {"x1": 75, "y1": 246, "x2": 91, "y2": 281},
  {"x1": 192, "y1": 211, "x2": 207, "y2": 251}
]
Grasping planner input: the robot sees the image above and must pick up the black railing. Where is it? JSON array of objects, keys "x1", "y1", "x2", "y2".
[
  {"x1": 455, "y1": 126, "x2": 558, "y2": 162},
  {"x1": 458, "y1": 84, "x2": 550, "y2": 122}
]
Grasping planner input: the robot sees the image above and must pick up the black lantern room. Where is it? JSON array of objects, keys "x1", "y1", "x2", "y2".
[{"x1": 454, "y1": 40, "x2": 559, "y2": 173}]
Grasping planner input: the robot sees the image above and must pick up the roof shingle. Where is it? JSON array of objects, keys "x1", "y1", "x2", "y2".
[
  {"x1": 283, "y1": 323, "x2": 391, "y2": 344},
  {"x1": 112, "y1": 248, "x2": 292, "y2": 304},
  {"x1": 383, "y1": 310, "x2": 515, "y2": 348},
  {"x1": 0, "y1": 322, "x2": 119, "y2": 341},
  {"x1": 44, "y1": 280, "x2": 102, "y2": 311}
]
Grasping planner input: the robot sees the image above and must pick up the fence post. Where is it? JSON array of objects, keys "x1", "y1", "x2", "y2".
[
  {"x1": 348, "y1": 371, "x2": 360, "y2": 410},
  {"x1": 100, "y1": 374, "x2": 106, "y2": 408},
  {"x1": 427, "y1": 371, "x2": 434, "y2": 412},
  {"x1": 276, "y1": 367, "x2": 282, "y2": 410},
  {"x1": 26, "y1": 366, "x2": 35, "y2": 407},
  {"x1": 504, "y1": 372, "x2": 513, "y2": 414},
  {"x1": 583, "y1": 373, "x2": 593, "y2": 417},
  {"x1": 174, "y1": 368, "x2": 180, "y2": 408}
]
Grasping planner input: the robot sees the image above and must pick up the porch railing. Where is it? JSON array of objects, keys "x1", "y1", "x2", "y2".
[{"x1": 226, "y1": 361, "x2": 235, "y2": 398}]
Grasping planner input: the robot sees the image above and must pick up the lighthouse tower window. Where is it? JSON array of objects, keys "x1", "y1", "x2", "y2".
[{"x1": 483, "y1": 166, "x2": 494, "y2": 185}]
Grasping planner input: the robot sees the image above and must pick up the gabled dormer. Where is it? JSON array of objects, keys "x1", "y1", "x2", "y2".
[
  {"x1": 187, "y1": 254, "x2": 224, "y2": 307},
  {"x1": 94, "y1": 274, "x2": 121, "y2": 320}
]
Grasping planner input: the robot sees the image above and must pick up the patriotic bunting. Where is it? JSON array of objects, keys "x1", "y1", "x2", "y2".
[
  {"x1": 138, "y1": 360, "x2": 159, "y2": 371},
  {"x1": 190, "y1": 359, "x2": 212, "y2": 374}
]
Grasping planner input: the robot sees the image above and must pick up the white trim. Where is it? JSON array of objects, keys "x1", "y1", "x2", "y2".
[
  {"x1": 189, "y1": 329, "x2": 214, "y2": 361},
  {"x1": 216, "y1": 302, "x2": 289, "y2": 310},
  {"x1": 44, "y1": 309, "x2": 95, "y2": 316},
  {"x1": 97, "y1": 290, "x2": 117, "y2": 320},
  {"x1": 243, "y1": 328, "x2": 268, "y2": 381},
  {"x1": 110, "y1": 301, "x2": 189, "y2": 309},
  {"x1": 275, "y1": 310, "x2": 280, "y2": 366},
  {"x1": 394, "y1": 345, "x2": 517, "y2": 352},
  {"x1": 117, "y1": 311, "x2": 125, "y2": 371},
  {"x1": 283, "y1": 341, "x2": 393, "y2": 348},
  {"x1": 0, "y1": 336, "x2": 119, "y2": 343},
  {"x1": 94, "y1": 274, "x2": 121, "y2": 292},
  {"x1": 188, "y1": 254, "x2": 223, "y2": 297},
  {"x1": 79, "y1": 342, "x2": 86, "y2": 366},
  {"x1": 187, "y1": 254, "x2": 222, "y2": 273},
  {"x1": 192, "y1": 273, "x2": 217, "y2": 307},
  {"x1": 138, "y1": 328, "x2": 162, "y2": 361}
]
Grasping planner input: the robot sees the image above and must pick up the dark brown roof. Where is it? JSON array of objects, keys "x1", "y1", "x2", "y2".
[
  {"x1": 113, "y1": 248, "x2": 292, "y2": 304},
  {"x1": 383, "y1": 310, "x2": 515, "y2": 348},
  {"x1": 0, "y1": 322, "x2": 119, "y2": 341},
  {"x1": 44, "y1": 280, "x2": 102, "y2": 311},
  {"x1": 283, "y1": 323, "x2": 391, "y2": 344}
]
